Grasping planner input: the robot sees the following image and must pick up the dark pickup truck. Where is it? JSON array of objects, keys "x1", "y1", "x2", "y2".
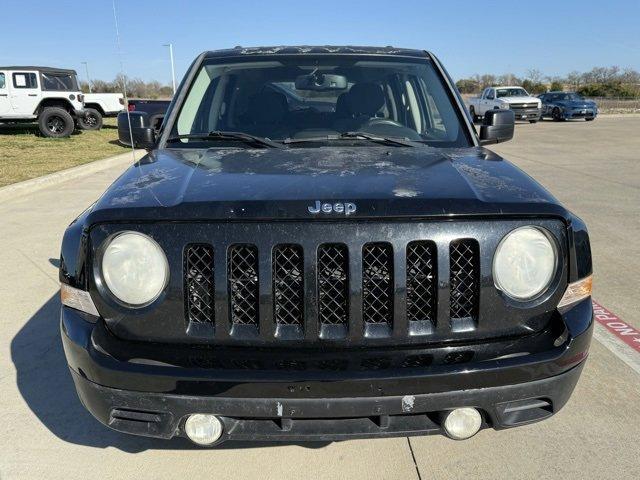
[
  {"x1": 60, "y1": 46, "x2": 593, "y2": 447},
  {"x1": 117, "y1": 99, "x2": 171, "y2": 146}
]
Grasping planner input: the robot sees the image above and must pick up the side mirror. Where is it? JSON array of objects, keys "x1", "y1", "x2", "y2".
[
  {"x1": 130, "y1": 126, "x2": 155, "y2": 150},
  {"x1": 117, "y1": 111, "x2": 157, "y2": 149},
  {"x1": 479, "y1": 109, "x2": 515, "y2": 145}
]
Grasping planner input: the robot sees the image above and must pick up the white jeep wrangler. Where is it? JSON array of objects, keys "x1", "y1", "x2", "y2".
[{"x1": 0, "y1": 66, "x2": 90, "y2": 137}]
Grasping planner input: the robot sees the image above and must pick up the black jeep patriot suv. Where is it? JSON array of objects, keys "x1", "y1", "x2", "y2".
[{"x1": 60, "y1": 46, "x2": 593, "y2": 446}]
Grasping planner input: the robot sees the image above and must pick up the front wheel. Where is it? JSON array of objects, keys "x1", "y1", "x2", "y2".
[
  {"x1": 469, "y1": 106, "x2": 478, "y2": 122},
  {"x1": 585, "y1": 117, "x2": 595, "y2": 121},
  {"x1": 529, "y1": 120, "x2": 538, "y2": 124},
  {"x1": 79, "y1": 108, "x2": 103, "y2": 131},
  {"x1": 552, "y1": 107, "x2": 565, "y2": 122},
  {"x1": 38, "y1": 107, "x2": 74, "y2": 138}
]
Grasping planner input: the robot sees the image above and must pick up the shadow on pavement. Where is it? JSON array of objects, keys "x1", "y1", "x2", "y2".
[{"x1": 12, "y1": 293, "x2": 329, "y2": 452}]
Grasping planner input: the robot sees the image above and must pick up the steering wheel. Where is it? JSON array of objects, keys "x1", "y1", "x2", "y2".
[{"x1": 367, "y1": 118, "x2": 405, "y2": 128}]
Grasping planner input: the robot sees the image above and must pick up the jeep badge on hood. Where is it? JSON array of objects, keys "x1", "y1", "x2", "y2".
[{"x1": 308, "y1": 201, "x2": 357, "y2": 215}]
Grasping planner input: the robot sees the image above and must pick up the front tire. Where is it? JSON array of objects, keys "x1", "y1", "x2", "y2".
[
  {"x1": 552, "y1": 107, "x2": 565, "y2": 122},
  {"x1": 529, "y1": 120, "x2": 538, "y2": 123},
  {"x1": 469, "y1": 106, "x2": 478, "y2": 123},
  {"x1": 79, "y1": 108, "x2": 103, "y2": 131},
  {"x1": 38, "y1": 107, "x2": 74, "y2": 138},
  {"x1": 585, "y1": 117, "x2": 595, "y2": 121}
]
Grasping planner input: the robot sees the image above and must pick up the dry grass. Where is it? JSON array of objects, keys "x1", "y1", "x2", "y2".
[{"x1": 0, "y1": 118, "x2": 127, "y2": 187}]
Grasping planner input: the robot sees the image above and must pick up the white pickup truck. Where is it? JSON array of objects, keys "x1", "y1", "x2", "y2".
[
  {"x1": 83, "y1": 93, "x2": 124, "y2": 117},
  {"x1": 468, "y1": 86, "x2": 541, "y2": 123}
]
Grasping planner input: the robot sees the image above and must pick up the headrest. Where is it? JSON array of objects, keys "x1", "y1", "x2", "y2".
[
  {"x1": 247, "y1": 91, "x2": 288, "y2": 124},
  {"x1": 346, "y1": 83, "x2": 384, "y2": 116}
]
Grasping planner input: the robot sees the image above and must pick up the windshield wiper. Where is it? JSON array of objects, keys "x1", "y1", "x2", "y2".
[
  {"x1": 339, "y1": 131, "x2": 417, "y2": 147},
  {"x1": 166, "y1": 131, "x2": 283, "y2": 148},
  {"x1": 283, "y1": 131, "x2": 416, "y2": 147}
]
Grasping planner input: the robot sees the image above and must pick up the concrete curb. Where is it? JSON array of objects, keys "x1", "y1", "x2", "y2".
[{"x1": 0, "y1": 149, "x2": 144, "y2": 202}]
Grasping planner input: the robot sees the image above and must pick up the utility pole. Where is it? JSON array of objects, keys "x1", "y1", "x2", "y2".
[
  {"x1": 163, "y1": 43, "x2": 176, "y2": 95},
  {"x1": 81, "y1": 61, "x2": 92, "y2": 93}
]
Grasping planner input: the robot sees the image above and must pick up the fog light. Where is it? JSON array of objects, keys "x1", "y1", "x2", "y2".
[
  {"x1": 443, "y1": 408, "x2": 482, "y2": 440},
  {"x1": 184, "y1": 414, "x2": 223, "y2": 446}
]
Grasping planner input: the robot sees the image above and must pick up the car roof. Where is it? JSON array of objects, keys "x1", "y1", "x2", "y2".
[
  {"x1": 203, "y1": 46, "x2": 430, "y2": 59},
  {"x1": 0, "y1": 66, "x2": 77, "y2": 74}
]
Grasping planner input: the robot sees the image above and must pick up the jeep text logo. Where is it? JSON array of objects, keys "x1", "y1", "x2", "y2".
[{"x1": 307, "y1": 201, "x2": 357, "y2": 215}]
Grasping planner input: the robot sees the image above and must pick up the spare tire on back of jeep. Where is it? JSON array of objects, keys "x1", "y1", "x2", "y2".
[{"x1": 38, "y1": 107, "x2": 75, "y2": 138}]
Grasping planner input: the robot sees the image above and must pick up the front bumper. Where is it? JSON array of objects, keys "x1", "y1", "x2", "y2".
[
  {"x1": 563, "y1": 108, "x2": 597, "y2": 120},
  {"x1": 510, "y1": 107, "x2": 541, "y2": 121},
  {"x1": 61, "y1": 299, "x2": 593, "y2": 444}
]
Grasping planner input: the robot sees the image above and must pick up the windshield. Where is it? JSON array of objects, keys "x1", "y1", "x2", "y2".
[
  {"x1": 557, "y1": 93, "x2": 584, "y2": 101},
  {"x1": 41, "y1": 72, "x2": 79, "y2": 91},
  {"x1": 496, "y1": 88, "x2": 529, "y2": 98},
  {"x1": 171, "y1": 56, "x2": 471, "y2": 148}
]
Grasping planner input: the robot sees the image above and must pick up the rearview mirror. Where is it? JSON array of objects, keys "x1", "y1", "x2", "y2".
[
  {"x1": 117, "y1": 111, "x2": 157, "y2": 149},
  {"x1": 479, "y1": 109, "x2": 515, "y2": 145},
  {"x1": 295, "y1": 72, "x2": 347, "y2": 91}
]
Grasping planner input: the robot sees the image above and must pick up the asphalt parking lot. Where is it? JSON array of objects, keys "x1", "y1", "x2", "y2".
[{"x1": 1, "y1": 115, "x2": 639, "y2": 480}]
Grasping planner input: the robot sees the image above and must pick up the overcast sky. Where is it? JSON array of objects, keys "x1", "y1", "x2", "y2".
[{"x1": 1, "y1": 0, "x2": 638, "y2": 84}]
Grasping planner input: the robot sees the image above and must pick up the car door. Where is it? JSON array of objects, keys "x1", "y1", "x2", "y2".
[
  {"x1": 481, "y1": 88, "x2": 494, "y2": 114},
  {"x1": 0, "y1": 72, "x2": 12, "y2": 117},
  {"x1": 9, "y1": 71, "x2": 41, "y2": 116}
]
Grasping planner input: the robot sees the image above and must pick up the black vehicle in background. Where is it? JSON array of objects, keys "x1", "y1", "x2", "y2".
[
  {"x1": 117, "y1": 99, "x2": 171, "y2": 146},
  {"x1": 61, "y1": 46, "x2": 593, "y2": 447},
  {"x1": 539, "y1": 92, "x2": 598, "y2": 121}
]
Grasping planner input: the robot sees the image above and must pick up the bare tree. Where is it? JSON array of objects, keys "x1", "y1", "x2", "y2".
[{"x1": 526, "y1": 68, "x2": 543, "y2": 83}]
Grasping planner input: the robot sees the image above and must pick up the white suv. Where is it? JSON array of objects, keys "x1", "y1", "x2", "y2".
[{"x1": 0, "y1": 66, "x2": 88, "y2": 137}]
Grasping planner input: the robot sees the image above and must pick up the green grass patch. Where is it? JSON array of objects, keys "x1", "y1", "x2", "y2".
[{"x1": 0, "y1": 118, "x2": 128, "y2": 187}]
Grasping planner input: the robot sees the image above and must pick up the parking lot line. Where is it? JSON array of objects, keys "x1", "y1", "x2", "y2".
[{"x1": 592, "y1": 300, "x2": 640, "y2": 375}]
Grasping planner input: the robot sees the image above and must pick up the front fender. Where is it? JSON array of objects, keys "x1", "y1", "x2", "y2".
[{"x1": 59, "y1": 204, "x2": 95, "y2": 289}]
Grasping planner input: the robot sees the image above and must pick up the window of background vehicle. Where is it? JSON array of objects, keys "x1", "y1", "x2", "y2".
[
  {"x1": 0, "y1": 73, "x2": 5, "y2": 89},
  {"x1": 496, "y1": 88, "x2": 528, "y2": 98},
  {"x1": 12, "y1": 72, "x2": 38, "y2": 89},
  {"x1": 41, "y1": 73, "x2": 78, "y2": 91}
]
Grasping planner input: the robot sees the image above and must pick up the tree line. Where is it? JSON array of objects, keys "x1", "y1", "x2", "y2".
[
  {"x1": 82, "y1": 66, "x2": 640, "y2": 99},
  {"x1": 455, "y1": 66, "x2": 640, "y2": 97},
  {"x1": 80, "y1": 74, "x2": 173, "y2": 99}
]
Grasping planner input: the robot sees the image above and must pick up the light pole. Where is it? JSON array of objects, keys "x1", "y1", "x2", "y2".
[
  {"x1": 163, "y1": 43, "x2": 176, "y2": 95},
  {"x1": 81, "y1": 61, "x2": 92, "y2": 93}
]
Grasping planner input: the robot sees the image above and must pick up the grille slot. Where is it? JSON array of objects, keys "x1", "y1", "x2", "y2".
[
  {"x1": 406, "y1": 241, "x2": 437, "y2": 327},
  {"x1": 228, "y1": 244, "x2": 259, "y2": 326},
  {"x1": 318, "y1": 244, "x2": 349, "y2": 326},
  {"x1": 273, "y1": 245, "x2": 304, "y2": 327},
  {"x1": 362, "y1": 243, "x2": 394, "y2": 329},
  {"x1": 449, "y1": 239, "x2": 480, "y2": 323},
  {"x1": 184, "y1": 244, "x2": 214, "y2": 325}
]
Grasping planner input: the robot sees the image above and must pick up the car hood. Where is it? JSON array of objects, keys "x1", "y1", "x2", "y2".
[
  {"x1": 87, "y1": 146, "x2": 566, "y2": 223},
  {"x1": 500, "y1": 96, "x2": 541, "y2": 104}
]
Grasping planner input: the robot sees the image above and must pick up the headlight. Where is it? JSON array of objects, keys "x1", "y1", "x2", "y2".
[
  {"x1": 493, "y1": 226, "x2": 557, "y2": 300},
  {"x1": 500, "y1": 103, "x2": 510, "y2": 109},
  {"x1": 101, "y1": 232, "x2": 169, "y2": 306}
]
